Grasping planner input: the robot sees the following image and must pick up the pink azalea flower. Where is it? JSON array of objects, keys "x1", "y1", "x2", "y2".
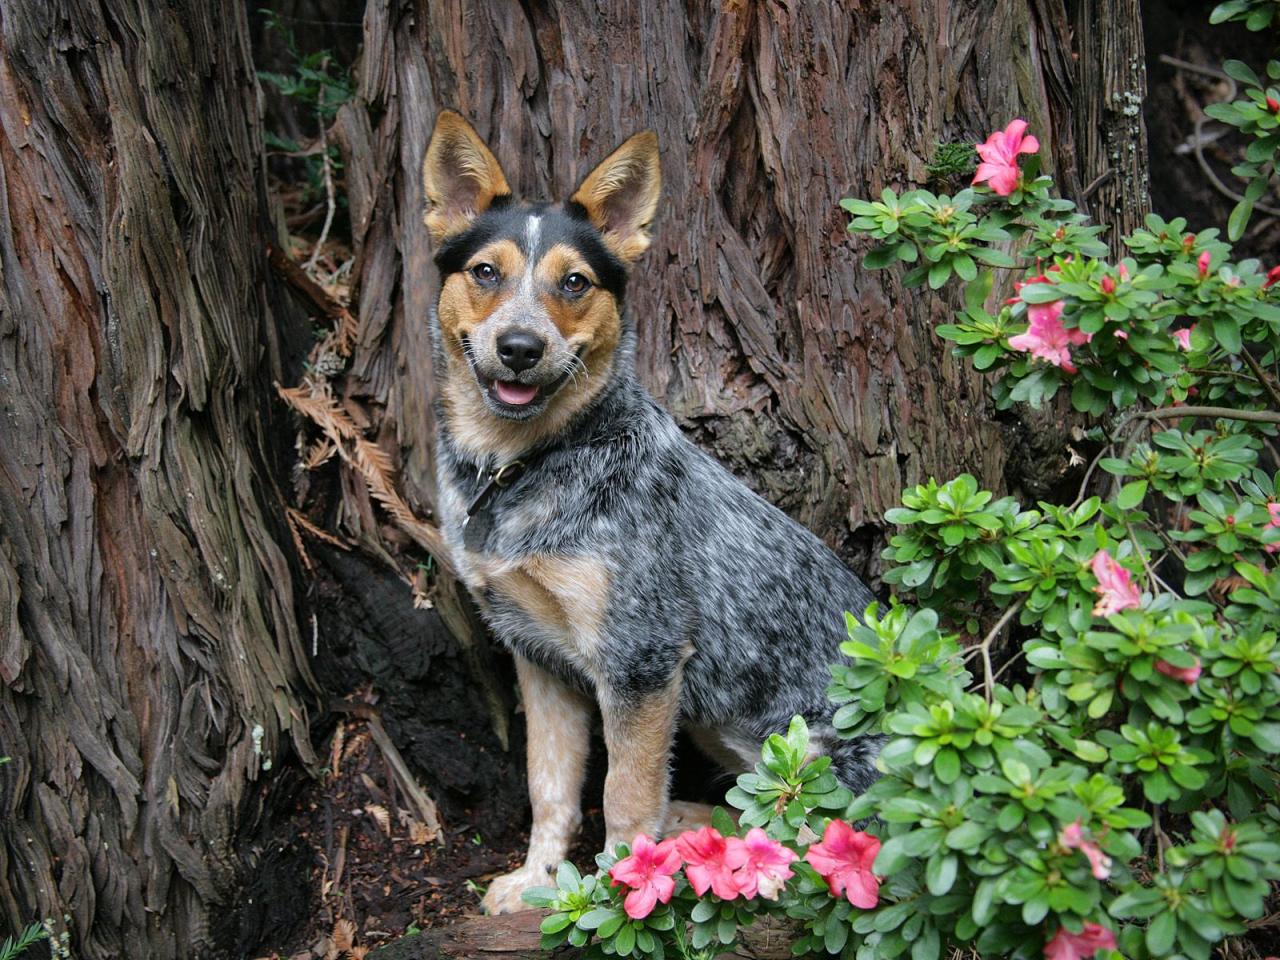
[
  {"x1": 1155, "y1": 657, "x2": 1202, "y2": 685},
  {"x1": 1172, "y1": 327, "x2": 1193, "y2": 350},
  {"x1": 804, "y1": 820, "x2": 881, "y2": 909},
  {"x1": 609, "y1": 834, "x2": 681, "y2": 919},
  {"x1": 1198, "y1": 250, "x2": 1212, "y2": 278},
  {"x1": 1059, "y1": 820, "x2": 1112, "y2": 880},
  {"x1": 1090, "y1": 550, "x2": 1141, "y2": 616},
  {"x1": 1113, "y1": 329, "x2": 1128, "y2": 341},
  {"x1": 1266, "y1": 501, "x2": 1280, "y2": 554},
  {"x1": 730, "y1": 828, "x2": 797, "y2": 901},
  {"x1": 1007, "y1": 299, "x2": 1091, "y2": 374},
  {"x1": 1044, "y1": 922, "x2": 1118, "y2": 960},
  {"x1": 973, "y1": 119, "x2": 1040, "y2": 196},
  {"x1": 674, "y1": 827, "x2": 746, "y2": 900}
]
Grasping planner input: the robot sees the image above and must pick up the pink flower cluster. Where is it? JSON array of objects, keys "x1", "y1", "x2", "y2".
[
  {"x1": 1058, "y1": 820, "x2": 1112, "y2": 880},
  {"x1": 1155, "y1": 657, "x2": 1202, "y2": 685},
  {"x1": 607, "y1": 820, "x2": 882, "y2": 920},
  {"x1": 1089, "y1": 550, "x2": 1141, "y2": 617},
  {"x1": 973, "y1": 119, "x2": 1039, "y2": 196},
  {"x1": 1044, "y1": 922, "x2": 1117, "y2": 960},
  {"x1": 1265, "y1": 501, "x2": 1280, "y2": 554},
  {"x1": 1008, "y1": 294, "x2": 1091, "y2": 373}
]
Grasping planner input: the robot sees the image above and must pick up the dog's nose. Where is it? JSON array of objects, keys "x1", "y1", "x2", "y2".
[{"x1": 496, "y1": 330, "x2": 545, "y2": 373}]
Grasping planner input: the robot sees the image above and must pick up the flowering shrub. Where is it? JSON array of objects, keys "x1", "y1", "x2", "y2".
[
  {"x1": 525, "y1": 717, "x2": 884, "y2": 958},
  {"x1": 524, "y1": 7, "x2": 1280, "y2": 957}
]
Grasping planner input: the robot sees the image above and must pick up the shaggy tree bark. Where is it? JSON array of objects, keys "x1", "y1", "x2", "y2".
[
  {"x1": 1075, "y1": 0, "x2": 1152, "y2": 254},
  {"x1": 315, "y1": 0, "x2": 1087, "y2": 584},
  {"x1": 0, "y1": 2, "x2": 317, "y2": 957}
]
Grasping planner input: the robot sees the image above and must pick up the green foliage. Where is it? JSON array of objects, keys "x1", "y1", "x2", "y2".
[
  {"x1": 1202, "y1": 57, "x2": 1280, "y2": 240},
  {"x1": 257, "y1": 9, "x2": 353, "y2": 123},
  {"x1": 257, "y1": 8, "x2": 353, "y2": 206},
  {"x1": 926, "y1": 141, "x2": 978, "y2": 181},
  {"x1": 724, "y1": 716, "x2": 852, "y2": 841},
  {"x1": 1210, "y1": 0, "x2": 1280, "y2": 32},
  {"x1": 0, "y1": 925, "x2": 46, "y2": 960},
  {"x1": 829, "y1": 11, "x2": 1280, "y2": 954}
]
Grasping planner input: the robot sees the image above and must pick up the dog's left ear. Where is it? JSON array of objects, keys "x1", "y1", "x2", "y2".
[
  {"x1": 422, "y1": 110, "x2": 512, "y2": 244},
  {"x1": 570, "y1": 131, "x2": 661, "y2": 263}
]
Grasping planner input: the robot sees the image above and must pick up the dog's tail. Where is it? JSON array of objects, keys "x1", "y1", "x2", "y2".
[{"x1": 827, "y1": 734, "x2": 885, "y2": 796}]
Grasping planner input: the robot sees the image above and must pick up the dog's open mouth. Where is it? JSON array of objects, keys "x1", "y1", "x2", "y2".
[
  {"x1": 460, "y1": 335, "x2": 583, "y2": 418},
  {"x1": 488, "y1": 378, "x2": 541, "y2": 408}
]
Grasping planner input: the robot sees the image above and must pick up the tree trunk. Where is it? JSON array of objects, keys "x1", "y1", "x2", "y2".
[
  {"x1": 320, "y1": 0, "x2": 1085, "y2": 585},
  {"x1": 0, "y1": 2, "x2": 317, "y2": 957},
  {"x1": 1074, "y1": 0, "x2": 1152, "y2": 255}
]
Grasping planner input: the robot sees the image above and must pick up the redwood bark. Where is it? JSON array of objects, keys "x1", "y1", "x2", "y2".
[
  {"x1": 1075, "y1": 0, "x2": 1152, "y2": 255},
  {"x1": 0, "y1": 2, "x2": 316, "y2": 957}
]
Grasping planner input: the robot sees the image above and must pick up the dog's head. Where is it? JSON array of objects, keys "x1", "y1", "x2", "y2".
[{"x1": 423, "y1": 111, "x2": 659, "y2": 451}]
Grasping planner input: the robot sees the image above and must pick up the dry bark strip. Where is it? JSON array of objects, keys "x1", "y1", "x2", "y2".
[
  {"x1": 1074, "y1": 0, "x2": 1152, "y2": 253},
  {"x1": 0, "y1": 2, "x2": 317, "y2": 956}
]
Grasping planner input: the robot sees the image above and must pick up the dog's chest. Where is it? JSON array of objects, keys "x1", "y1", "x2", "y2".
[{"x1": 437, "y1": 469, "x2": 610, "y2": 675}]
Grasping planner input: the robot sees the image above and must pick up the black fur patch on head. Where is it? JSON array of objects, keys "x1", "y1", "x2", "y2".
[{"x1": 434, "y1": 201, "x2": 628, "y2": 299}]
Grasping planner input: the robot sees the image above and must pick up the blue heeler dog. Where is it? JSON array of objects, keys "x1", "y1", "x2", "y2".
[{"x1": 422, "y1": 111, "x2": 880, "y2": 913}]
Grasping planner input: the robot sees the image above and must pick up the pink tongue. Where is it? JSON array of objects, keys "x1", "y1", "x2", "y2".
[{"x1": 494, "y1": 380, "x2": 539, "y2": 406}]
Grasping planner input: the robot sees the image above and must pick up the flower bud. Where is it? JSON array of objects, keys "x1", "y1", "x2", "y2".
[{"x1": 1101, "y1": 275, "x2": 1116, "y2": 295}]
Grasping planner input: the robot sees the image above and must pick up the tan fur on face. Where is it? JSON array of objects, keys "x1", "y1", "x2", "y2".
[
  {"x1": 535, "y1": 243, "x2": 623, "y2": 354},
  {"x1": 570, "y1": 131, "x2": 661, "y2": 263},
  {"x1": 601, "y1": 682, "x2": 682, "y2": 848},
  {"x1": 422, "y1": 111, "x2": 511, "y2": 243},
  {"x1": 435, "y1": 238, "x2": 525, "y2": 351},
  {"x1": 436, "y1": 241, "x2": 624, "y2": 464}
]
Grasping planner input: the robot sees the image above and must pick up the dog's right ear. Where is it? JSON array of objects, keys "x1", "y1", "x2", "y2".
[{"x1": 422, "y1": 111, "x2": 511, "y2": 244}]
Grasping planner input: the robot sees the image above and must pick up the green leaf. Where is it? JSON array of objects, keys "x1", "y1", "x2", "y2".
[
  {"x1": 926, "y1": 853, "x2": 958, "y2": 895},
  {"x1": 934, "y1": 747, "x2": 961, "y2": 783},
  {"x1": 1116, "y1": 480, "x2": 1148, "y2": 510},
  {"x1": 945, "y1": 821, "x2": 986, "y2": 850},
  {"x1": 928, "y1": 260, "x2": 953, "y2": 289},
  {"x1": 1228, "y1": 196, "x2": 1254, "y2": 242},
  {"x1": 540, "y1": 912, "x2": 573, "y2": 935},
  {"x1": 614, "y1": 920, "x2": 635, "y2": 955},
  {"x1": 1210, "y1": 313, "x2": 1244, "y2": 353},
  {"x1": 1223, "y1": 59, "x2": 1261, "y2": 87},
  {"x1": 864, "y1": 245, "x2": 902, "y2": 270},
  {"x1": 965, "y1": 270, "x2": 995, "y2": 314},
  {"x1": 691, "y1": 899, "x2": 717, "y2": 922},
  {"x1": 1146, "y1": 910, "x2": 1176, "y2": 956}
]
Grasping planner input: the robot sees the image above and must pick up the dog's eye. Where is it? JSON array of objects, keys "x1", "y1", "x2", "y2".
[
  {"x1": 561, "y1": 273, "x2": 591, "y2": 295},
  {"x1": 470, "y1": 263, "x2": 499, "y2": 285}
]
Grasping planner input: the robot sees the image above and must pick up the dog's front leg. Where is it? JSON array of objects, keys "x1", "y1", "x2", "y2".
[
  {"x1": 600, "y1": 681, "x2": 682, "y2": 853},
  {"x1": 482, "y1": 655, "x2": 591, "y2": 915}
]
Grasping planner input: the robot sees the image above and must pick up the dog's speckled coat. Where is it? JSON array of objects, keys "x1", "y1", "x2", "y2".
[{"x1": 420, "y1": 111, "x2": 879, "y2": 913}]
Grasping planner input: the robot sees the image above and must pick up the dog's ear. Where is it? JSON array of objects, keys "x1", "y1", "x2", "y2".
[
  {"x1": 422, "y1": 111, "x2": 511, "y2": 243},
  {"x1": 569, "y1": 131, "x2": 661, "y2": 263}
]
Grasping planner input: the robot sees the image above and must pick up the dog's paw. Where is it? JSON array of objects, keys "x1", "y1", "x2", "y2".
[{"x1": 481, "y1": 866, "x2": 547, "y2": 915}]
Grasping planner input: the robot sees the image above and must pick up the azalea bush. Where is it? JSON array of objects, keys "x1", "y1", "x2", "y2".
[
  {"x1": 525, "y1": 717, "x2": 888, "y2": 959},
  {"x1": 523, "y1": 6, "x2": 1280, "y2": 958}
]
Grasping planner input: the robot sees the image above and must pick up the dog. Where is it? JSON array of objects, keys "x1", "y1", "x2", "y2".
[{"x1": 421, "y1": 111, "x2": 880, "y2": 914}]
